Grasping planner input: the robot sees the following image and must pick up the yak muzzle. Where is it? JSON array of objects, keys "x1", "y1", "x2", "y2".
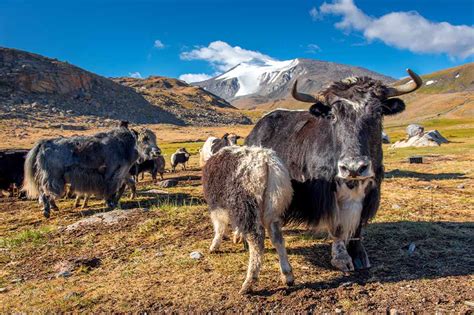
[{"x1": 337, "y1": 157, "x2": 373, "y2": 180}]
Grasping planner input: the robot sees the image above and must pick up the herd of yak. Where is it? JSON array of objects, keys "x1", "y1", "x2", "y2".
[{"x1": 0, "y1": 70, "x2": 422, "y2": 293}]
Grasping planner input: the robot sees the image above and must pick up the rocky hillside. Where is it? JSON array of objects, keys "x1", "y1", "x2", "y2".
[
  {"x1": 114, "y1": 76, "x2": 251, "y2": 126},
  {"x1": 0, "y1": 47, "x2": 250, "y2": 126},
  {"x1": 0, "y1": 47, "x2": 182, "y2": 125},
  {"x1": 195, "y1": 58, "x2": 394, "y2": 109}
]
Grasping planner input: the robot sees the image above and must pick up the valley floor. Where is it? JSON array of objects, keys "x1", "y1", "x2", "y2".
[{"x1": 0, "y1": 119, "x2": 473, "y2": 312}]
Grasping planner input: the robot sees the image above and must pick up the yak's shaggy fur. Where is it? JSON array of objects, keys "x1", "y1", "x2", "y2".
[
  {"x1": 202, "y1": 146, "x2": 294, "y2": 294},
  {"x1": 245, "y1": 76, "x2": 409, "y2": 272},
  {"x1": 23, "y1": 127, "x2": 156, "y2": 218}
]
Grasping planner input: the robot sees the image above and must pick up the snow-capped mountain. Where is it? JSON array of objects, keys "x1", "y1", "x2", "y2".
[{"x1": 194, "y1": 58, "x2": 395, "y2": 109}]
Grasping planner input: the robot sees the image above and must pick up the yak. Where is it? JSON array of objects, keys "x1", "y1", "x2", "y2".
[
  {"x1": 245, "y1": 69, "x2": 422, "y2": 272},
  {"x1": 23, "y1": 125, "x2": 160, "y2": 218}
]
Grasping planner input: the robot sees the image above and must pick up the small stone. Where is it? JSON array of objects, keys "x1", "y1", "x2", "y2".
[
  {"x1": 391, "y1": 204, "x2": 401, "y2": 210},
  {"x1": 0, "y1": 287, "x2": 7, "y2": 293},
  {"x1": 457, "y1": 184, "x2": 465, "y2": 189},
  {"x1": 335, "y1": 308, "x2": 343, "y2": 313},
  {"x1": 159, "y1": 179, "x2": 178, "y2": 188},
  {"x1": 340, "y1": 281, "x2": 353, "y2": 287},
  {"x1": 155, "y1": 251, "x2": 165, "y2": 257},
  {"x1": 190, "y1": 251, "x2": 203, "y2": 260},
  {"x1": 57, "y1": 270, "x2": 72, "y2": 278},
  {"x1": 10, "y1": 278, "x2": 21, "y2": 283}
]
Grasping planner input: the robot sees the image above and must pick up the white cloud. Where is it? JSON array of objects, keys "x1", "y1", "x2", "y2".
[
  {"x1": 309, "y1": 7, "x2": 321, "y2": 21},
  {"x1": 306, "y1": 43, "x2": 322, "y2": 53},
  {"x1": 179, "y1": 73, "x2": 212, "y2": 83},
  {"x1": 180, "y1": 40, "x2": 274, "y2": 72},
  {"x1": 312, "y1": 0, "x2": 474, "y2": 59},
  {"x1": 129, "y1": 72, "x2": 142, "y2": 79},
  {"x1": 154, "y1": 39, "x2": 165, "y2": 49}
]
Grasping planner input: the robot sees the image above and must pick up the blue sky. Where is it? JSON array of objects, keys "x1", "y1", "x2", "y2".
[{"x1": 1, "y1": 0, "x2": 473, "y2": 81}]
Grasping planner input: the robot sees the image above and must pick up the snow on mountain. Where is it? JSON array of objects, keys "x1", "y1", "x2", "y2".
[
  {"x1": 194, "y1": 58, "x2": 395, "y2": 109},
  {"x1": 216, "y1": 58, "x2": 299, "y2": 97}
]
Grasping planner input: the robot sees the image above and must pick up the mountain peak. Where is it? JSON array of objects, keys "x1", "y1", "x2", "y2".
[{"x1": 195, "y1": 58, "x2": 394, "y2": 109}]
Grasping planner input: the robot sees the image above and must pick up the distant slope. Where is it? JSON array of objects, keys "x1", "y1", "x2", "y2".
[
  {"x1": 386, "y1": 63, "x2": 474, "y2": 125},
  {"x1": 114, "y1": 76, "x2": 251, "y2": 126},
  {"x1": 0, "y1": 47, "x2": 251, "y2": 126},
  {"x1": 0, "y1": 47, "x2": 181, "y2": 125},
  {"x1": 195, "y1": 58, "x2": 394, "y2": 109}
]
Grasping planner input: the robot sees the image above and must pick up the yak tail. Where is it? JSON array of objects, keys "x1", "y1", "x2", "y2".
[{"x1": 22, "y1": 141, "x2": 43, "y2": 199}]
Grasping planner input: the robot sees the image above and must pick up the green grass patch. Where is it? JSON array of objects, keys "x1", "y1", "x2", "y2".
[{"x1": 0, "y1": 226, "x2": 55, "y2": 248}]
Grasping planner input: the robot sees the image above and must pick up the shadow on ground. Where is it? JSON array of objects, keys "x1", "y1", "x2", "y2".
[
  {"x1": 385, "y1": 169, "x2": 467, "y2": 181},
  {"x1": 254, "y1": 221, "x2": 474, "y2": 296}
]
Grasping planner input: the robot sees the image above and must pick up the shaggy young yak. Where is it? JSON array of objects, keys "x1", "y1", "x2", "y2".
[
  {"x1": 23, "y1": 125, "x2": 160, "y2": 218},
  {"x1": 199, "y1": 133, "x2": 241, "y2": 166},
  {"x1": 245, "y1": 69, "x2": 422, "y2": 272}
]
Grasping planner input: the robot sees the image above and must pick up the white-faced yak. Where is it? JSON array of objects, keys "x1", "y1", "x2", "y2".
[{"x1": 245, "y1": 69, "x2": 422, "y2": 272}]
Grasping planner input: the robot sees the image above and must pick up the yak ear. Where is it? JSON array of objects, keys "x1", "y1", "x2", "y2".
[
  {"x1": 222, "y1": 133, "x2": 229, "y2": 139},
  {"x1": 382, "y1": 98, "x2": 406, "y2": 115},
  {"x1": 309, "y1": 102, "x2": 332, "y2": 118}
]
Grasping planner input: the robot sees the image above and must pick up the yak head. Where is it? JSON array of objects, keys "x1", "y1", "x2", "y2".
[
  {"x1": 133, "y1": 128, "x2": 161, "y2": 161},
  {"x1": 222, "y1": 133, "x2": 241, "y2": 146},
  {"x1": 292, "y1": 69, "x2": 422, "y2": 183}
]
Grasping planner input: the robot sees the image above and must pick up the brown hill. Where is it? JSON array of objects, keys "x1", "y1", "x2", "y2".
[
  {"x1": 0, "y1": 47, "x2": 250, "y2": 127},
  {"x1": 114, "y1": 76, "x2": 251, "y2": 126}
]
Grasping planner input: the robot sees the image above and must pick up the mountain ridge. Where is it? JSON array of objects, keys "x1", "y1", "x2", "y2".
[{"x1": 194, "y1": 58, "x2": 395, "y2": 109}]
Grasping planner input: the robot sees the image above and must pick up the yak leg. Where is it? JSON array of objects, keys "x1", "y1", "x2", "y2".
[
  {"x1": 74, "y1": 195, "x2": 81, "y2": 208},
  {"x1": 82, "y1": 195, "x2": 89, "y2": 209},
  {"x1": 209, "y1": 209, "x2": 229, "y2": 252},
  {"x1": 40, "y1": 193, "x2": 51, "y2": 218},
  {"x1": 268, "y1": 221, "x2": 294, "y2": 287},
  {"x1": 240, "y1": 225, "x2": 264, "y2": 294},
  {"x1": 49, "y1": 197, "x2": 59, "y2": 211},
  {"x1": 347, "y1": 225, "x2": 371, "y2": 270},
  {"x1": 331, "y1": 240, "x2": 354, "y2": 272}
]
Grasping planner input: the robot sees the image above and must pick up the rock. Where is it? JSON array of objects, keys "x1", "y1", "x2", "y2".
[
  {"x1": 0, "y1": 287, "x2": 7, "y2": 293},
  {"x1": 406, "y1": 124, "x2": 424, "y2": 138},
  {"x1": 190, "y1": 251, "x2": 203, "y2": 260},
  {"x1": 335, "y1": 308, "x2": 343, "y2": 313},
  {"x1": 155, "y1": 251, "x2": 165, "y2": 257},
  {"x1": 159, "y1": 179, "x2": 178, "y2": 188},
  {"x1": 457, "y1": 184, "x2": 465, "y2": 189},
  {"x1": 64, "y1": 208, "x2": 148, "y2": 232},
  {"x1": 382, "y1": 131, "x2": 390, "y2": 144},
  {"x1": 391, "y1": 204, "x2": 401, "y2": 210},
  {"x1": 57, "y1": 270, "x2": 72, "y2": 278},
  {"x1": 143, "y1": 189, "x2": 169, "y2": 195},
  {"x1": 391, "y1": 130, "x2": 448, "y2": 149}
]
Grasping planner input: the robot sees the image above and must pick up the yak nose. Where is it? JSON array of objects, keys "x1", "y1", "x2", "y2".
[
  {"x1": 152, "y1": 148, "x2": 161, "y2": 156},
  {"x1": 338, "y1": 157, "x2": 371, "y2": 178}
]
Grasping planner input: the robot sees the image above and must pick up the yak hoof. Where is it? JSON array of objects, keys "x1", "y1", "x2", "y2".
[
  {"x1": 282, "y1": 272, "x2": 295, "y2": 287},
  {"x1": 331, "y1": 252, "x2": 354, "y2": 272},
  {"x1": 347, "y1": 241, "x2": 371, "y2": 270},
  {"x1": 239, "y1": 281, "x2": 254, "y2": 295},
  {"x1": 43, "y1": 210, "x2": 50, "y2": 218}
]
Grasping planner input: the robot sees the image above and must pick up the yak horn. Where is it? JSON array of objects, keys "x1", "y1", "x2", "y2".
[
  {"x1": 386, "y1": 69, "x2": 422, "y2": 98},
  {"x1": 292, "y1": 80, "x2": 323, "y2": 103}
]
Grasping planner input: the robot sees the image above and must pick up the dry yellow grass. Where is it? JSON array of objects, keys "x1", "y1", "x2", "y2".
[{"x1": 0, "y1": 117, "x2": 473, "y2": 312}]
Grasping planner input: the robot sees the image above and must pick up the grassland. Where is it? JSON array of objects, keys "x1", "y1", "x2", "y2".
[{"x1": 0, "y1": 117, "x2": 473, "y2": 312}]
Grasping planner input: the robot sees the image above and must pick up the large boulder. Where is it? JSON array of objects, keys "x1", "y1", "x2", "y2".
[
  {"x1": 406, "y1": 124, "x2": 424, "y2": 138},
  {"x1": 391, "y1": 130, "x2": 448, "y2": 149}
]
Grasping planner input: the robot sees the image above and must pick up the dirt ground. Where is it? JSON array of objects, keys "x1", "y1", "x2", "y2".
[{"x1": 0, "y1": 120, "x2": 473, "y2": 312}]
